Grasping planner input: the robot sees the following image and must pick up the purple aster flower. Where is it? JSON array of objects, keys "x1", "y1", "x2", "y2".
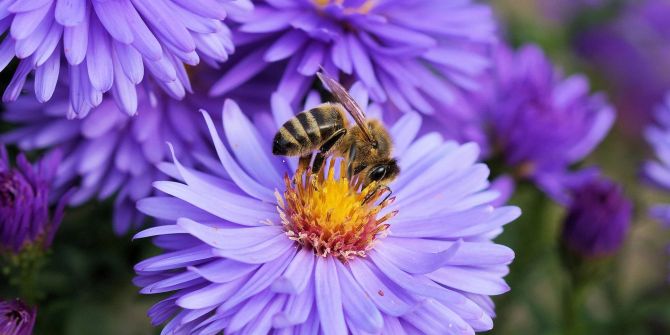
[
  {"x1": 213, "y1": 0, "x2": 496, "y2": 114},
  {"x1": 470, "y1": 44, "x2": 615, "y2": 201},
  {"x1": 0, "y1": 0, "x2": 249, "y2": 118},
  {"x1": 574, "y1": 0, "x2": 670, "y2": 134},
  {"x1": 2, "y1": 83, "x2": 216, "y2": 234},
  {"x1": 643, "y1": 93, "x2": 670, "y2": 225},
  {"x1": 560, "y1": 174, "x2": 632, "y2": 258},
  {"x1": 0, "y1": 146, "x2": 67, "y2": 253},
  {"x1": 0, "y1": 299, "x2": 36, "y2": 335},
  {"x1": 134, "y1": 89, "x2": 519, "y2": 333}
]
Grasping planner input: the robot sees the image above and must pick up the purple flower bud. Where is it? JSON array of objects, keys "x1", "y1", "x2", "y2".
[
  {"x1": 561, "y1": 176, "x2": 632, "y2": 258},
  {"x1": 0, "y1": 147, "x2": 67, "y2": 253},
  {"x1": 0, "y1": 299, "x2": 36, "y2": 335}
]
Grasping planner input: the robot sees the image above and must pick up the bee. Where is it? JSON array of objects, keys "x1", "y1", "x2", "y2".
[{"x1": 272, "y1": 71, "x2": 400, "y2": 198}]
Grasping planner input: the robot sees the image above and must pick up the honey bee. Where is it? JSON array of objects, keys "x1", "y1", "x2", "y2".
[{"x1": 272, "y1": 72, "x2": 400, "y2": 197}]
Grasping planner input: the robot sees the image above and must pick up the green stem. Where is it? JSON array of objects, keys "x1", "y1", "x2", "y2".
[
  {"x1": 3, "y1": 244, "x2": 48, "y2": 304},
  {"x1": 494, "y1": 184, "x2": 555, "y2": 332},
  {"x1": 562, "y1": 276, "x2": 587, "y2": 335}
]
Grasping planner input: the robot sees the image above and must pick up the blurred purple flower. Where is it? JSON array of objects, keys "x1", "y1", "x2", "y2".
[
  {"x1": 0, "y1": 0, "x2": 249, "y2": 118},
  {"x1": 475, "y1": 44, "x2": 614, "y2": 200},
  {"x1": 643, "y1": 93, "x2": 670, "y2": 225},
  {"x1": 0, "y1": 299, "x2": 36, "y2": 335},
  {"x1": 133, "y1": 90, "x2": 519, "y2": 333},
  {"x1": 574, "y1": 0, "x2": 670, "y2": 134},
  {"x1": 561, "y1": 174, "x2": 632, "y2": 258},
  {"x1": 214, "y1": 0, "x2": 496, "y2": 114},
  {"x1": 2, "y1": 84, "x2": 216, "y2": 234},
  {"x1": 0, "y1": 146, "x2": 66, "y2": 253}
]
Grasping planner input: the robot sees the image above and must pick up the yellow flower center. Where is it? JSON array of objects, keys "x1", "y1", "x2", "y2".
[
  {"x1": 312, "y1": 0, "x2": 376, "y2": 14},
  {"x1": 277, "y1": 159, "x2": 396, "y2": 261}
]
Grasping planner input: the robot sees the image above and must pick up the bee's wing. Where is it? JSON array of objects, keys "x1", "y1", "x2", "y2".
[{"x1": 317, "y1": 71, "x2": 374, "y2": 143}]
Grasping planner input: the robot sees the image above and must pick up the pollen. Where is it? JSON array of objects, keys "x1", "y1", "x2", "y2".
[{"x1": 277, "y1": 159, "x2": 396, "y2": 261}]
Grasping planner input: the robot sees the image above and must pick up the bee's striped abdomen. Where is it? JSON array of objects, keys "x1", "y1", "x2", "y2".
[{"x1": 272, "y1": 103, "x2": 346, "y2": 157}]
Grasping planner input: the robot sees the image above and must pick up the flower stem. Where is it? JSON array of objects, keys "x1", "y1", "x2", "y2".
[{"x1": 562, "y1": 275, "x2": 588, "y2": 335}]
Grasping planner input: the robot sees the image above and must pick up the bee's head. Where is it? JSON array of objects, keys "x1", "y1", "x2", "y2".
[{"x1": 364, "y1": 159, "x2": 400, "y2": 187}]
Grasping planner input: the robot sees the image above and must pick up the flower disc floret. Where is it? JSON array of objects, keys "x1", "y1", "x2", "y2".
[{"x1": 280, "y1": 160, "x2": 396, "y2": 261}]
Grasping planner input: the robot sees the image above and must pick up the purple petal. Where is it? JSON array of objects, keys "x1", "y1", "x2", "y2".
[
  {"x1": 63, "y1": 8, "x2": 89, "y2": 65},
  {"x1": 264, "y1": 30, "x2": 307, "y2": 62},
  {"x1": 135, "y1": 245, "x2": 214, "y2": 272},
  {"x1": 315, "y1": 257, "x2": 347, "y2": 335},
  {"x1": 8, "y1": 0, "x2": 51, "y2": 12},
  {"x1": 241, "y1": 294, "x2": 286, "y2": 334},
  {"x1": 0, "y1": 38, "x2": 16, "y2": 71},
  {"x1": 172, "y1": 0, "x2": 227, "y2": 20},
  {"x1": 144, "y1": 55, "x2": 177, "y2": 82},
  {"x1": 176, "y1": 217, "x2": 283, "y2": 250},
  {"x1": 297, "y1": 42, "x2": 324, "y2": 75},
  {"x1": 136, "y1": 197, "x2": 219, "y2": 222},
  {"x1": 200, "y1": 109, "x2": 275, "y2": 201},
  {"x1": 427, "y1": 266, "x2": 510, "y2": 296},
  {"x1": 227, "y1": 290, "x2": 275, "y2": 332},
  {"x1": 374, "y1": 239, "x2": 460, "y2": 274},
  {"x1": 131, "y1": 0, "x2": 195, "y2": 52},
  {"x1": 111, "y1": 50, "x2": 138, "y2": 115},
  {"x1": 445, "y1": 242, "x2": 514, "y2": 266},
  {"x1": 167, "y1": 144, "x2": 278, "y2": 218},
  {"x1": 402, "y1": 299, "x2": 473, "y2": 335},
  {"x1": 218, "y1": 248, "x2": 294, "y2": 311},
  {"x1": 86, "y1": 20, "x2": 114, "y2": 91},
  {"x1": 210, "y1": 50, "x2": 269, "y2": 96},
  {"x1": 271, "y1": 248, "x2": 315, "y2": 294},
  {"x1": 187, "y1": 259, "x2": 258, "y2": 284},
  {"x1": 3, "y1": 60, "x2": 31, "y2": 102},
  {"x1": 239, "y1": 9, "x2": 297, "y2": 33},
  {"x1": 141, "y1": 271, "x2": 202, "y2": 294},
  {"x1": 348, "y1": 258, "x2": 414, "y2": 316},
  {"x1": 113, "y1": 40, "x2": 144, "y2": 84},
  {"x1": 124, "y1": 0, "x2": 162, "y2": 61},
  {"x1": 389, "y1": 113, "x2": 422, "y2": 157},
  {"x1": 177, "y1": 278, "x2": 248, "y2": 309},
  {"x1": 10, "y1": 1, "x2": 52, "y2": 39},
  {"x1": 32, "y1": 21, "x2": 61, "y2": 66},
  {"x1": 347, "y1": 34, "x2": 385, "y2": 101},
  {"x1": 334, "y1": 261, "x2": 383, "y2": 334},
  {"x1": 153, "y1": 181, "x2": 273, "y2": 226},
  {"x1": 272, "y1": 279, "x2": 314, "y2": 327},
  {"x1": 34, "y1": 50, "x2": 60, "y2": 102},
  {"x1": 55, "y1": 0, "x2": 86, "y2": 26},
  {"x1": 222, "y1": 99, "x2": 282, "y2": 188},
  {"x1": 14, "y1": 8, "x2": 54, "y2": 59},
  {"x1": 133, "y1": 225, "x2": 186, "y2": 239},
  {"x1": 211, "y1": 233, "x2": 294, "y2": 265},
  {"x1": 370, "y1": 252, "x2": 484, "y2": 318},
  {"x1": 331, "y1": 36, "x2": 352, "y2": 74}
]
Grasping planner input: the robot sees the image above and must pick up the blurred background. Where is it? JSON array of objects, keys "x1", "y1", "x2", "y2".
[
  {"x1": 493, "y1": 0, "x2": 670, "y2": 334},
  {"x1": 1, "y1": 0, "x2": 670, "y2": 334}
]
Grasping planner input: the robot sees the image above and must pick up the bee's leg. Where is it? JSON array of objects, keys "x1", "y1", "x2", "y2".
[
  {"x1": 363, "y1": 185, "x2": 393, "y2": 205},
  {"x1": 346, "y1": 144, "x2": 357, "y2": 180},
  {"x1": 312, "y1": 128, "x2": 347, "y2": 173},
  {"x1": 379, "y1": 186, "x2": 393, "y2": 203},
  {"x1": 298, "y1": 155, "x2": 312, "y2": 171}
]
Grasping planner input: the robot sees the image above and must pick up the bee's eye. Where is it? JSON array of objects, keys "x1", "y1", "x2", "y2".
[{"x1": 369, "y1": 166, "x2": 387, "y2": 181}]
